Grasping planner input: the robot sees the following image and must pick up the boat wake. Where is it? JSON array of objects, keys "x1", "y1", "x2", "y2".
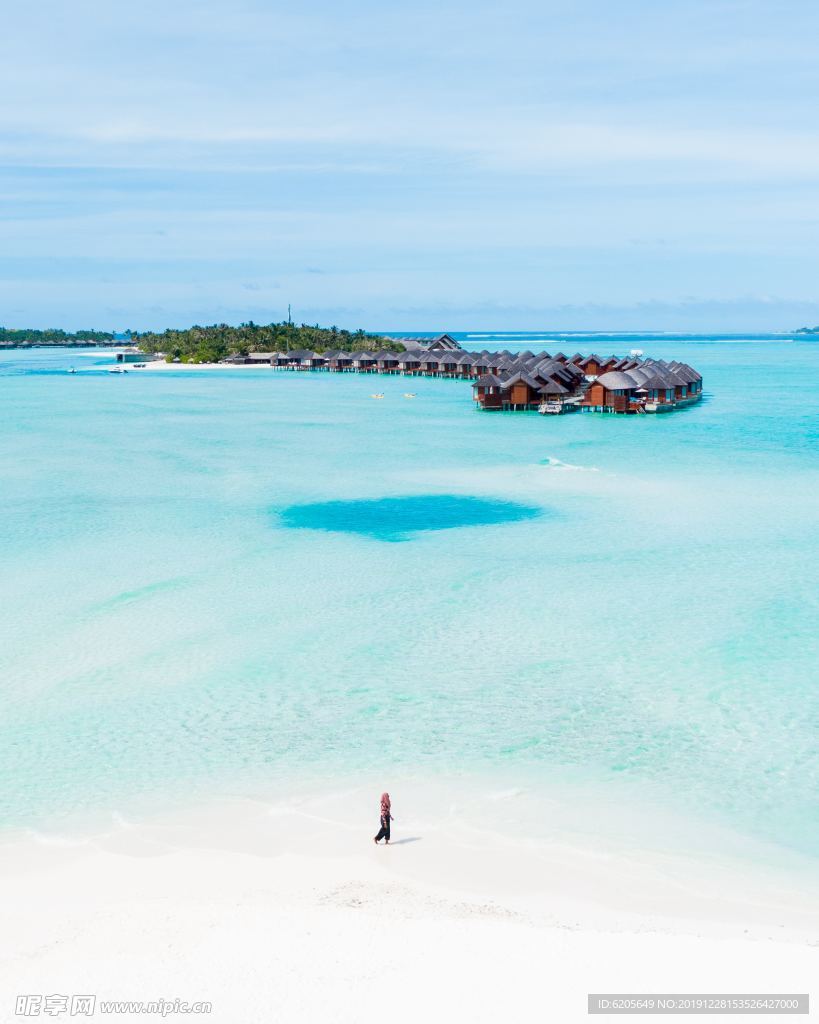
[{"x1": 540, "y1": 456, "x2": 599, "y2": 472}]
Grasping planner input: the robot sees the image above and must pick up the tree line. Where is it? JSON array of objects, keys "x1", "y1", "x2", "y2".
[
  {"x1": 134, "y1": 321, "x2": 403, "y2": 363},
  {"x1": 0, "y1": 327, "x2": 116, "y2": 346}
]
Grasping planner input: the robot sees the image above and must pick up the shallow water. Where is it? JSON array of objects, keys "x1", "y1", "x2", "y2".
[{"x1": 1, "y1": 337, "x2": 817, "y2": 861}]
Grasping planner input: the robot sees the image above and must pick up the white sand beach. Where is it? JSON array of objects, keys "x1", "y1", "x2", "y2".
[
  {"x1": 2, "y1": 786, "x2": 816, "y2": 1023},
  {"x1": 115, "y1": 359, "x2": 271, "y2": 370}
]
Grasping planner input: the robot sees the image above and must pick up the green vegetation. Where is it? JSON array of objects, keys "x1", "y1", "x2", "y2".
[
  {"x1": 0, "y1": 327, "x2": 116, "y2": 347},
  {"x1": 135, "y1": 321, "x2": 402, "y2": 363},
  {"x1": 795, "y1": 326, "x2": 819, "y2": 334}
]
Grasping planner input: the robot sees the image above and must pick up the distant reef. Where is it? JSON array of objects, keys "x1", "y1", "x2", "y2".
[{"x1": 134, "y1": 321, "x2": 401, "y2": 363}]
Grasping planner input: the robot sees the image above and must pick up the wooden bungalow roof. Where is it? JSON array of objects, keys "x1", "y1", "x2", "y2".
[
  {"x1": 579, "y1": 353, "x2": 606, "y2": 367},
  {"x1": 535, "y1": 363, "x2": 579, "y2": 386},
  {"x1": 473, "y1": 373, "x2": 502, "y2": 387},
  {"x1": 531, "y1": 358, "x2": 564, "y2": 374},
  {"x1": 669, "y1": 370, "x2": 691, "y2": 385},
  {"x1": 500, "y1": 371, "x2": 540, "y2": 390},
  {"x1": 668, "y1": 362, "x2": 700, "y2": 382},
  {"x1": 539, "y1": 379, "x2": 570, "y2": 394},
  {"x1": 392, "y1": 333, "x2": 461, "y2": 351},
  {"x1": 640, "y1": 371, "x2": 678, "y2": 389},
  {"x1": 595, "y1": 370, "x2": 639, "y2": 390}
]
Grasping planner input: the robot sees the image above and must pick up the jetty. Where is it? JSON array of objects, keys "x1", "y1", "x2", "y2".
[{"x1": 220, "y1": 335, "x2": 703, "y2": 415}]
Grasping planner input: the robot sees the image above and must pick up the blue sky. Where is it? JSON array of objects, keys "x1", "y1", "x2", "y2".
[{"x1": 3, "y1": 0, "x2": 819, "y2": 331}]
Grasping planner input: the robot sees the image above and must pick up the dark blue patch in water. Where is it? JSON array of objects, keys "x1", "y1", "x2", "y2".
[{"x1": 279, "y1": 495, "x2": 541, "y2": 541}]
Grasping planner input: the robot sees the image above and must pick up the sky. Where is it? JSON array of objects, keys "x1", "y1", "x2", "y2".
[{"x1": 2, "y1": 0, "x2": 819, "y2": 332}]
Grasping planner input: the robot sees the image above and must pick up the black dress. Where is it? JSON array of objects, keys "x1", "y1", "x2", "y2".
[{"x1": 374, "y1": 812, "x2": 391, "y2": 842}]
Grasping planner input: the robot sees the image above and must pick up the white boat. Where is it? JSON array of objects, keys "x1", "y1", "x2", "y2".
[{"x1": 108, "y1": 366, "x2": 128, "y2": 374}]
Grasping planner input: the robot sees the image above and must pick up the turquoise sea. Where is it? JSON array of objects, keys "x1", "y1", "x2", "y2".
[{"x1": 1, "y1": 334, "x2": 817, "y2": 861}]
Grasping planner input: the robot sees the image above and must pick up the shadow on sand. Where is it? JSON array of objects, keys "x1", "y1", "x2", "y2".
[{"x1": 388, "y1": 837, "x2": 423, "y2": 845}]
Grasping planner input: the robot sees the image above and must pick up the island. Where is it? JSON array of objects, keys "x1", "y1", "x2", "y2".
[
  {"x1": 129, "y1": 325, "x2": 704, "y2": 416},
  {"x1": 0, "y1": 328, "x2": 117, "y2": 348},
  {"x1": 133, "y1": 320, "x2": 402, "y2": 364}
]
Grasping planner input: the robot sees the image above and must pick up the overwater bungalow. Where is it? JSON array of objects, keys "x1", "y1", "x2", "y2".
[
  {"x1": 279, "y1": 349, "x2": 308, "y2": 368},
  {"x1": 352, "y1": 352, "x2": 377, "y2": 372},
  {"x1": 456, "y1": 354, "x2": 477, "y2": 378},
  {"x1": 328, "y1": 351, "x2": 354, "y2": 371},
  {"x1": 577, "y1": 354, "x2": 610, "y2": 377},
  {"x1": 420, "y1": 353, "x2": 442, "y2": 375},
  {"x1": 239, "y1": 351, "x2": 275, "y2": 365},
  {"x1": 498, "y1": 372, "x2": 541, "y2": 409},
  {"x1": 638, "y1": 372, "x2": 678, "y2": 408},
  {"x1": 472, "y1": 374, "x2": 504, "y2": 409},
  {"x1": 583, "y1": 370, "x2": 637, "y2": 412},
  {"x1": 437, "y1": 353, "x2": 462, "y2": 377},
  {"x1": 374, "y1": 351, "x2": 400, "y2": 373},
  {"x1": 668, "y1": 363, "x2": 703, "y2": 398},
  {"x1": 398, "y1": 351, "x2": 422, "y2": 374},
  {"x1": 575, "y1": 359, "x2": 704, "y2": 413},
  {"x1": 256, "y1": 341, "x2": 701, "y2": 416}
]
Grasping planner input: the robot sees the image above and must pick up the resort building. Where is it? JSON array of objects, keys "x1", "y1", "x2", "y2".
[
  {"x1": 231, "y1": 343, "x2": 702, "y2": 416},
  {"x1": 388, "y1": 333, "x2": 462, "y2": 351}
]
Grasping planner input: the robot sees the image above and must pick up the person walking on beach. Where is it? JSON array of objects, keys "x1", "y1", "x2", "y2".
[{"x1": 373, "y1": 792, "x2": 393, "y2": 844}]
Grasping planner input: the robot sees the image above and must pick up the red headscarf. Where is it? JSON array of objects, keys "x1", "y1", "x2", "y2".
[{"x1": 380, "y1": 792, "x2": 391, "y2": 815}]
